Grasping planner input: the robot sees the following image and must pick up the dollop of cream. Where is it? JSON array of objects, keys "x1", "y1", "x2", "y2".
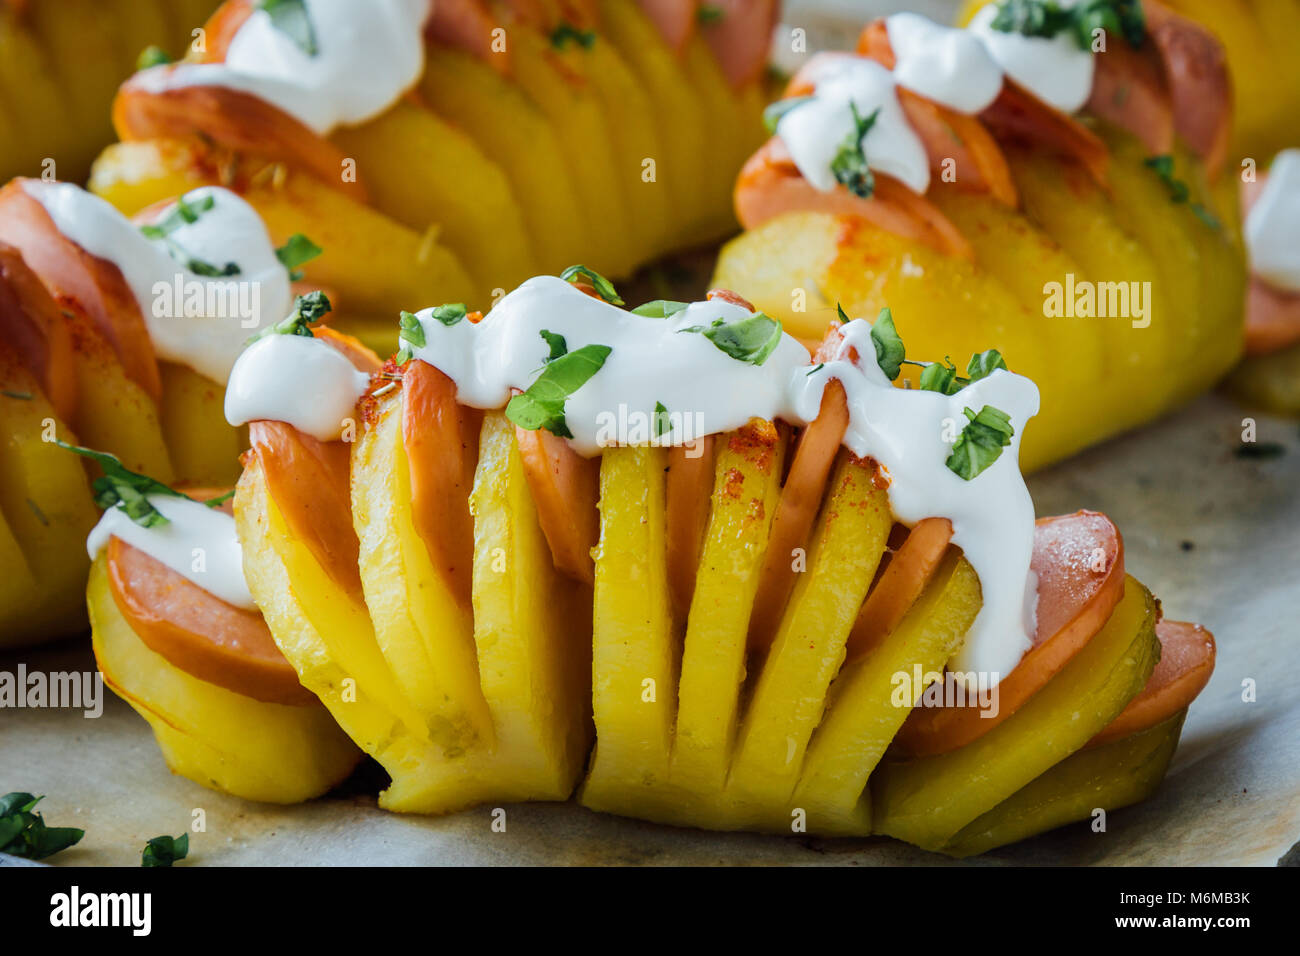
[
  {"x1": 789, "y1": 318, "x2": 1041, "y2": 687},
  {"x1": 1246, "y1": 149, "x2": 1300, "y2": 293},
  {"x1": 87, "y1": 495, "x2": 255, "y2": 610},
  {"x1": 776, "y1": 55, "x2": 931, "y2": 195},
  {"x1": 968, "y1": 2, "x2": 1095, "y2": 114},
  {"x1": 886, "y1": 12, "x2": 1004, "y2": 114},
  {"x1": 21, "y1": 181, "x2": 291, "y2": 384},
  {"x1": 410, "y1": 277, "x2": 813, "y2": 456},
  {"x1": 225, "y1": 333, "x2": 371, "y2": 441},
  {"x1": 132, "y1": 0, "x2": 432, "y2": 136}
]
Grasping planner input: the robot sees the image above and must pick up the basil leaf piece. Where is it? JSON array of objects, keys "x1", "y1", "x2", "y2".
[
  {"x1": 0, "y1": 793, "x2": 85, "y2": 861},
  {"x1": 560, "y1": 265, "x2": 624, "y2": 305},
  {"x1": 256, "y1": 0, "x2": 318, "y2": 56},
  {"x1": 653, "y1": 401, "x2": 672, "y2": 438},
  {"x1": 428, "y1": 302, "x2": 468, "y2": 327},
  {"x1": 140, "y1": 193, "x2": 242, "y2": 277},
  {"x1": 136, "y1": 45, "x2": 171, "y2": 70},
  {"x1": 919, "y1": 358, "x2": 961, "y2": 395},
  {"x1": 540, "y1": 329, "x2": 568, "y2": 362},
  {"x1": 203, "y1": 489, "x2": 235, "y2": 509},
  {"x1": 142, "y1": 833, "x2": 189, "y2": 868},
  {"x1": 505, "y1": 344, "x2": 612, "y2": 438},
  {"x1": 870, "y1": 307, "x2": 905, "y2": 380},
  {"x1": 947, "y1": 405, "x2": 1015, "y2": 480},
  {"x1": 275, "y1": 233, "x2": 322, "y2": 281},
  {"x1": 966, "y1": 349, "x2": 1008, "y2": 382},
  {"x1": 989, "y1": 0, "x2": 1073, "y2": 40},
  {"x1": 550, "y1": 21, "x2": 596, "y2": 49},
  {"x1": 56, "y1": 442, "x2": 191, "y2": 528},
  {"x1": 631, "y1": 299, "x2": 690, "y2": 318},
  {"x1": 830, "y1": 104, "x2": 880, "y2": 199},
  {"x1": 1070, "y1": 0, "x2": 1145, "y2": 49},
  {"x1": 836, "y1": 302, "x2": 852, "y2": 324},
  {"x1": 682, "y1": 311, "x2": 784, "y2": 367},
  {"x1": 763, "y1": 95, "x2": 815, "y2": 134},
  {"x1": 248, "y1": 290, "x2": 332, "y2": 343}
]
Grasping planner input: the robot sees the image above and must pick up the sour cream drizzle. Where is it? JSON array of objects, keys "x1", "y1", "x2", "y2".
[
  {"x1": 1245, "y1": 149, "x2": 1300, "y2": 293},
  {"x1": 411, "y1": 276, "x2": 1041, "y2": 683},
  {"x1": 790, "y1": 320, "x2": 1041, "y2": 685},
  {"x1": 224, "y1": 333, "x2": 372, "y2": 442},
  {"x1": 87, "y1": 495, "x2": 255, "y2": 610},
  {"x1": 20, "y1": 181, "x2": 291, "y2": 384},
  {"x1": 132, "y1": 0, "x2": 432, "y2": 136},
  {"x1": 777, "y1": 7, "x2": 1097, "y2": 196}
]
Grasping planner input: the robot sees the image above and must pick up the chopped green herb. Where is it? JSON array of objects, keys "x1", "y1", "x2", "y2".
[
  {"x1": 680, "y1": 311, "x2": 784, "y2": 366},
  {"x1": 428, "y1": 302, "x2": 468, "y2": 327},
  {"x1": 26, "y1": 498, "x2": 49, "y2": 526},
  {"x1": 830, "y1": 104, "x2": 880, "y2": 199},
  {"x1": 631, "y1": 299, "x2": 690, "y2": 318},
  {"x1": 395, "y1": 309, "x2": 427, "y2": 365},
  {"x1": 274, "y1": 233, "x2": 322, "y2": 281},
  {"x1": 248, "y1": 290, "x2": 332, "y2": 343},
  {"x1": 560, "y1": 265, "x2": 623, "y2": 305},
  {"x1": 142, "y1": 833, "x2": 189, "y2": 868},
  {"x1": 697, "y1": 4, "x2": 725, "y2": 25},
  {"x1": 919, "y1": 357, "x2": 961, "y2": 395},
  {"x1": 550, "y1": 21, "x2": 596, "y2": 50},
  {"x1": 989, "y1": 0, "x2": 1144, "y2": 49},
  {"x1": 140, "y1": 193, "x2": 242, "y2": 276},
  {"x1": 1144, "y1": 154, "x2": 1219, "y2": 230},
  {"x1": 836, "y1": 302, "x2": 852, "y2": 324},
  {"x1": 57, "y1": 442, "x2": 193, "y2": 528},
  {"x1": 203, "y1": 489, "x2": 236, "y2": 509},
  {"x1": 136, "y1": 45, "x2": 171, "y2": 71},
  {"x1": 763, "y1": 95, "x2": 815, "y2": 134},
  {"x1": 807, "y1": 362, "x2": 826, "y2": 376},
  {"x1": 505, "y1": 344, "x2": 612, "y2": 438},
  {"x1": 256, "y1": 0, "x2": 318, "y2": 56},
  {"x1": 2, "y1": 389, "x2": 33, "y2": 400},
  {"x1": 1235, "y1": 441, "x2": 1285, "y2": 460},
  {"x1": 653, "y1": 401, "x2": 672, "y2": 438},
  {"x1": 947, "y1": 405, "x2": 1015, "y2": 480},
  {"x1": 0, "y1": 793, "x2": 85, "y2": 861},
  {"x1": 1191, "y1": 202, "x2": 1221, "y2": 230},
  {"x1": 966, "y1": 349, "x2": 1009, "y2": 383},
  {"x1": 870, "y1": 307, "x2": 905, "y2": 380},
  {"x1": 540, "y1": 329, "x2": 568, "y2": 362}
]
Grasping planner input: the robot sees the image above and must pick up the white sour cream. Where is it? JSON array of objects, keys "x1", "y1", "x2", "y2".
[
  {"x1": 21, "y1": 181, "x2": 291, "y2": 384},
  {"x1": 1245, "y1": 149, "x2": 1300, "y2": 293},
  {"x1": 410, "y1": 277, "x2": 813, "y2": 457},
  {"x1": 776, "y1": 56, "x2": 931, "y2": 195},
  {"x1": 968, "y1": 2, "x2": 1095, "y2": 114},
  {"x1": 225, "y1": 332, "x2": 372, "y2": 441},
  {"x1": 886, "y1": 12, "x2": 1004, "y2": 114},
  {"x1": 133, "y1": 0, "x2": 432, "y2": 136},
  {"x1": 87, "y1": 494, "x2": 255, "y2": 610},
  {"x1": 789, "y1": 319, "x2": 1040, "y2": 686}
]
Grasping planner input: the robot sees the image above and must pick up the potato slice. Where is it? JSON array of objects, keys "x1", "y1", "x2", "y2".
[
  {"x1": 351, "y1": 393, "x2": 492, "y2": 755},
  {"x1": 672, "y1": 422, "x2": 787, "y2": 794},
  {"x1": 333, "y1": 101, "x2": 537, "y2": 300},
  {"x1": 726, "y1": 454, "x2": 892, "y2": 822},
  {"x1": 791, "y1": 552, "x2": 982, "y2": 835},
  {"x1": 158, "y1": 361, "x2": 244, "y2": 486},
  {"x1": 942, "y1": 710, "x2": 1185, "y2": 857},
  {"x1": 871, "y1": 574, "x2": 1160, "y2": 851},
  {"x1": 579, "y1": 443, "x2": 677, "y2": 812},
  {"x1": 419, "y1": 45, "x2": 591, "y2": 274},
  {"x1": 89, "y1": 555, "x2": 361, "y2": 803},
  {"x1": 0, "y1": 346, "x2": 98, "y2": 645}
]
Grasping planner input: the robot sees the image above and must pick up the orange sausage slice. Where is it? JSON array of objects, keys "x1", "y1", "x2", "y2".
[
  {"x1": 1087, "y1": 617, "x2": 1215, "y2": 747},
  {"x1": 892, "y1": 510, "x2": 1126, "y2": 756},
  {"x1": 635, "y1": 0, "x2": 696, "y2": 53},
  {"x1": 699, "y1": 0, "x2": 779, "y2": 89},
  {"x1": 402, "y1": 358, "x2": 480, "y2": 608},
  {"x1": 0, "y1": 180, "x2": 162, "y2": 403},
  {"x1": 106, "y1": 532, "x2": 314, "y2": 706},
  {"x1": 0, "y1": 241, "x2": 77, "y2": 422},
  {"x1": 1240, "y1": 174, "x2": 1300, "y2": 356},
  {"x1": 515, "y1": 422, "x2": 601, "y2": 585},
  {"x1": 846, "y1": 516, "x2": 954, "y2": 659},
  {"x1": 1086, "y1": 39, "x2": 1175, "y2": 157},
  {"x1": 981, "y1": 79, "x2": 1110, "y2": 190},
  {"x1": 666, "y1": 435, "x2": 716, "y2": 622}
]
